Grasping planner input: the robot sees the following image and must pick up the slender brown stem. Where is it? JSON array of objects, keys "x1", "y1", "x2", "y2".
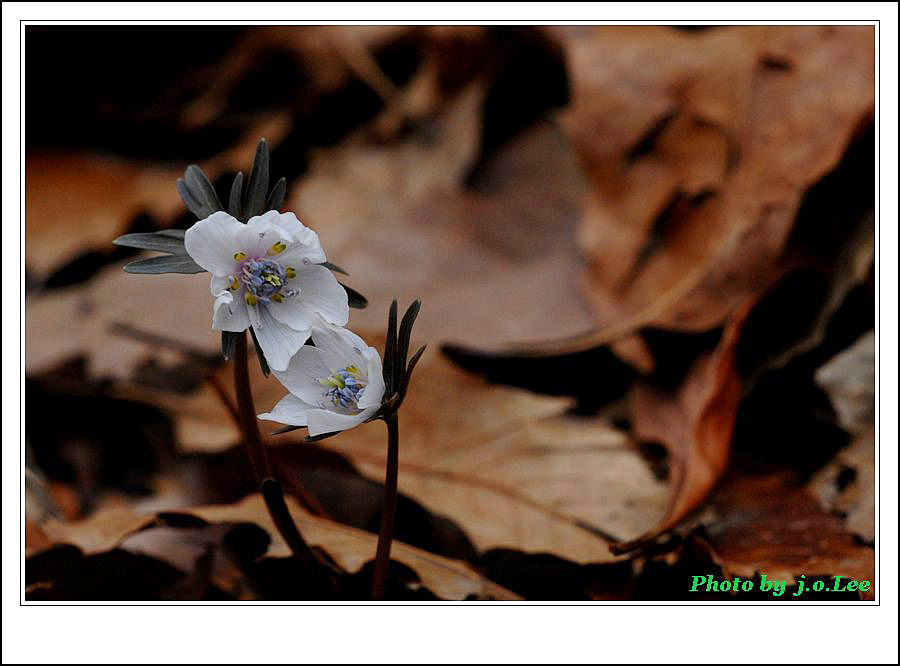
[
  {"x1": 371, "y1": 413, "x2": 399, "y2": 600},
  {"x1": 233, "y1": 333, "x2": 274, "y2": 479},
  {"x1": 216, "y1": 345, "x2": 329, "y2": 519},
  {"x1": 232, "y1": 332, "x2": 321, "y2": 568}
]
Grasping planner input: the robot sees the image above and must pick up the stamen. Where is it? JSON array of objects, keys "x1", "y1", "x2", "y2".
[
  {"x1": 320, "y1": 366, "x2": 367, "y2": 410},
  {"x1": 286, "y1": 267, "x2": 296, "y2": 279},
  {"x1": 236, "y1": 256, "x2": 289, "y2": 306},
  {"x1": 234, "y1": 251, "x2": 247, "y2": 261},
  {"x1": 268, "y1": 241, "x2": 286, "y2": 255},
  {"x1": 245, "y1": 292, "x2": 258, "y2": 306}
]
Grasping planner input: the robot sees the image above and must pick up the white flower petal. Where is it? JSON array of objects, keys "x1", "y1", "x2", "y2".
[
  {"x1": 289, "y1": 265, "x2": 350, "y2": 328},
  {"x1": 309, "y1": 315, "x2": 367, "y2": 359},
  {"x1": 357, "y1": 351, "x2": 385, "y2": 410},
  {"x1": 210, "y1": 274, "x2": 230, "y2": 297},
  {"x1": 266, "y1": 292, "x2": 314, "y2": 332},
  {"x1": 271, "y1": 345, "x2": 334, "y2": 405},
  {"x1": 251, "y1": 306, "x2": 309, "y2": 372},
  {"x1": 306, "y1": 408, "x2": 370, "y2": 436},
  {"x1": 257, "y1": 394, "x2": 313, "y2": 426},
  {"x1": 272, "y1": 212, "x2": 327, "y2": 265},
  {"x1": 184, "y1": 212, "x2": 245, "y2": 276},
  {"x1": 212, "y1": 290, "x2": 250, "y2": 332},
  {"x1": 235, "y1": 219, "x2": 290, "y2": 258},
  {"x1": 253, "y1": 210, "x2": 318, "y2": 244}
]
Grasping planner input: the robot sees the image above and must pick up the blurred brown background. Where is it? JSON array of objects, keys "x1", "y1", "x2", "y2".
[{"x1": 25, "y1": 25, "x2": 875, "y2": 601}]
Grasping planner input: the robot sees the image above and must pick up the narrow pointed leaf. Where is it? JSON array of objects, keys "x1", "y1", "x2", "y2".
[
  {"x1": 229, "y1": 171, "x2": 244, "y2": 220},
  {"x1": 396, "y1": 299, "x2": 421, "y2": 389},
  {"x1": 382, "y1": 300, "x2": 398, "y2": 396},
  {"x1": 320, "y1": 261, "x2": 349, "y2": 276},
  {"x1": 185, "y1": 164, "x2": 224, "y2": 214},
  {"x1": 221, "y1": 331, "x2": 239, "y2": 361},
  {"x1": 157, "y1": 229, "x2": 186, "y2": 239},
  {"x1": 249, "y1": 326, "x2": 270, "y2": 377},
  {"x1": 340, "y1": 283, "x2": 368, "y2": 309},
  {"x1": 123, "y1": 254, "x2": 205, "y2": 274},
  {"x1": 113, "y1": 232, "x2": 187, "y2": 254},
  {"x1": 176, "y1": 178, "x2": 209, "y2": 219},
  {"x1": 401, "y1": 345, "x2": 427, "y2": 398},
  {"x1": 244, "y1": 139, "x2": 270, "y2": 219},
  {"x1": 265, "y1": 177, "x2": 286, "y2": 212}
]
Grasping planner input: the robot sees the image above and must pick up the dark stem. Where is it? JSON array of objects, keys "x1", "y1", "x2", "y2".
[
  {"x1": 233, "y1": 333, "x2": 273, "y2": 479},
  {"x1": 233, "y1": 332, "x2": 320, "y2": 567},
  {"x1": 260, "y1": 478, "x2": 323, "y2": 571},
  {"x1": 371, "y1": 413, "x2": 399, "y2": 600}
]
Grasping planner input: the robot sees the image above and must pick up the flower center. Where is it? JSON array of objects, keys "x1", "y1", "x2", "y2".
[
  {"x1": 321, "y1": 365, "x2": 367, "y2": 410},
  {"x1": 232, "y1": 256, "x2": 296, "y2": 305}
]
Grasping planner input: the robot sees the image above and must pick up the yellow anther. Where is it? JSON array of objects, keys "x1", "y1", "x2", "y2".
[
  {"x1": 244, "y1": 292, "x2": 258, "y2": 306},
  {"x1": 228, "y1": 275, "x2": 239, "y2": 290},
  {"x1": 285, "y1": 267, "x2": 296, "y2": 279},
  {"x1": 233, "y1": 251, "x2": 246, "y2": 261},
  {"x1": 272, "y1": 293, "x2": 284, "y2": 303},
  {"x1": 268, "y1": 242, "x2": 286, "y2": 255}
]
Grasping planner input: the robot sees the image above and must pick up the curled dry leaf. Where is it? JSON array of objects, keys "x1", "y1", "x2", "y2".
[
  {"x1": 316, "y1": 346, "x2": 669, "y2": 564},
  {"x1": 617, "y1": 298, "x2": 754, "y2": 552},
  {"x1": 745, "y1": 210, "x2": 874, "y2": 386},
  {"x1": 552, "y1": 25, "x2": 874, "y2": 339},
  {"x1": 699, "y1": 473, "x2": 874, "y2": 600}
]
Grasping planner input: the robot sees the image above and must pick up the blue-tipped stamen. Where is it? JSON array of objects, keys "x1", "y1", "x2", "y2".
[
  {"x1": 321, "y1": 365, "x2": 367, "y2": 410},
  {"x1": 232, "y1": 255, "x2": 296, "y2": 306}
]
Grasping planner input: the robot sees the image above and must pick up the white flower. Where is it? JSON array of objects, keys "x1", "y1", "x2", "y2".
[
  {"x1": 184, "y1": 210, "x2": 349, "y2": 371},
  {"x1": 258, "y1": 315, "x2": 386, "y2": 436}
]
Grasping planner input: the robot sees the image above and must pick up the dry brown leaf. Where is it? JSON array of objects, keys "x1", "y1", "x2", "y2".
[
  {"x1": 25, "y1": 152, "x2": 184, "y2": 277},
  {"x1": 179, "y1": 495, "x2": 519, "y2": 600},
  {"x1": 557, "y1": 25, "x2": 874, "y2": 334},
  {"x1": 618, "y1": 298, "x2": 753, "y2": 551},
  {"x1": 288, "y1": 348, "x2": 668, "y2": 564},
  {"x1": 29, "y1": 494, "x2": 518, "y2": 600},
  {"x1": 32, "y1": 503, "x2": 156, "y2": 558},
  {"x1": 25, "y1": 265, "x2": 218, "y2": 381},
  {"x1": 701, "y1": 473, "x2": 874, "y2": 599},
  {"x1": 291, "y1": 95, "x2": 595, "y2": 349}
]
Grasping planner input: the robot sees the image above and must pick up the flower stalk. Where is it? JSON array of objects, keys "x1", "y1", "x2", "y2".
[
  {"x1": 233, "y1": 332, "x2": 274, "y2": 480},
  {"x1": 233, "y1": 331, "x2": 321, "y2": 570},
  {"x1": 371, "y1": 412, "x2": 400, "y2": 600},
  {"x1": 263, "y1": 299, "x2": 425, "y2": 600}
]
